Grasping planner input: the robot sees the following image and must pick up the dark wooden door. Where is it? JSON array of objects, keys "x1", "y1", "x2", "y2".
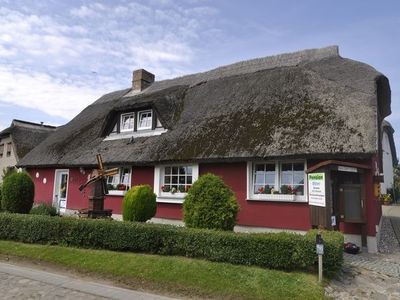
[{"x1": 339, "y1": 184, "x2": 366, "y2": 223}]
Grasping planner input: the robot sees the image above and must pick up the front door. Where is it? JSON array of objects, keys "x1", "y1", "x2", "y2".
[
  {"x1": 54, "y1": 170, "x2": 69, "y2": 211},
  {"x1": 339, "y1": 184, "x2": 366, "y2": 223}
]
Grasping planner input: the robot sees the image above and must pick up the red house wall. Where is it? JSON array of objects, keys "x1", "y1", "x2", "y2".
[
  {"x1": 27, "y1": 157, "x2": 380, "y2": 236},
  {"x1": 28, "y1": 168, "x2": 55, "y2": 205},
  {"x1": 200, "y1": 163, "x2": 311, "y2": 231},
  {"x1": 104, "y1": 166, "x2": 156, "y2": 215}
]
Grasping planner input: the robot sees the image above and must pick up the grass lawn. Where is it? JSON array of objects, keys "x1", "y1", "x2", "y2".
[{"x1": 0, "y1": 240, "x2": 326, "y2": 299}]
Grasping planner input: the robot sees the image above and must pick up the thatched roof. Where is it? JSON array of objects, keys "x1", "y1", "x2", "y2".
[
  {"x1": 19, "y1": 46, "x2": 391, "y2": 168},
  {"x1": 0, "y1": 120, "x2": 56, "y2": 160}
]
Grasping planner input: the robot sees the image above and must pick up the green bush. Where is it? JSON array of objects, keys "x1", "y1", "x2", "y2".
[
  {"x1": 0, "y1": 213, "x2": 343, "y2": 275},
  {"x1": 183, "y1": 173, "x2": 239, "y2": 230},
  {"x1": 30, "y1": 203, "x2": 57, "y2": 216},
  {"x1": 122, "y1": 185, "x2": 156, "y2": 222},
  {"x1": 0, "y1": 183, "x2": 2, "y2": 211},
  {"x1": 1, "y1": 172, "x2": 34, "y2": 214}
]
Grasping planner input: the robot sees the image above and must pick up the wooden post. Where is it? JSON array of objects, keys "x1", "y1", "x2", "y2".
[{"x1": 318, "y1": 254, "x2": 323, "y2": 283}]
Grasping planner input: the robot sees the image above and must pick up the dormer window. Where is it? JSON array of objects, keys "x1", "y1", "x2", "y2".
[
  {"x1": 137, "y1": 110, "x2": 152, "y2": 130},
  {"x1": 104, "y1": 108, "x2": 167, "y2": 141},
  {"x1": 120, "y1": 113, "x2": 135, "y2": 132}
]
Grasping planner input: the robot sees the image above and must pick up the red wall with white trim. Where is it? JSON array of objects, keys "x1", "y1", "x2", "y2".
[
  {"x1": 200, "y1": 163, "x2": 311, "y2": 230},
  {"x1": 27, "y1": 157, "x2": 381, "y2": 236}
]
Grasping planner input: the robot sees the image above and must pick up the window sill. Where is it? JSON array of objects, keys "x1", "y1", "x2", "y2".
[
  {"x1": 156, "y1": 196, "x2": 185, "y2": 204},
  {"x1": 107, "y1": 190, "x2": 127, "y2": 196},
  {"x1": 247, "y1": 194, "x2": 307, "y2": 203},
  {"x1": 104, "y1": 128, "x2": 167, "y2": 141}
]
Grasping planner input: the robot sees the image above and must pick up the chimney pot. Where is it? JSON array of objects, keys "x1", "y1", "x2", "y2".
[{"x1": 132, "y1": 69, "x2": 155, "y2": 91}]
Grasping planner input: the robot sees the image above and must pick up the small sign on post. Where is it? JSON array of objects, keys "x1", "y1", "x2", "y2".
[{"x1": 316, "y1": 232, "x2": 324, "y2": 283}]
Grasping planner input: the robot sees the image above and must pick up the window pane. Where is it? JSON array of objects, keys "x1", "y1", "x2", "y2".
[
  {"x1": 179, "y1": 167, "x2": 186, "y2": 175},
  {"x1": 186, "y1": 167, "x2": 192, "y2": 175},
  {"x1": 172, "y1": 167, "x2": 179, "y2": 175},
  {"x1": 138, "y1": 111, "x2": 152, "y2": 129},
  {"x1": 281, "y1": 163, "x2": 292, "y2": 185},
  {"x1": 293, "y1": 163, "x2": 303, "y2": 171},
  {"x1": 187, "y1": 176, "x2": 192, "y2": 184},
  {"x1": 120, "y1": 168, "x2": 130, "y2": 185},
  {"x1": 293, "y1": 171, "x2": 304, "y2": 185},
  {"x1": 179, "y1": 176, "x2": 185, "y2": 184},
  {"x1": 255, "y1": 164, "x2": 264, "y2": 172},
  {"x1": 60, "y1": 174, "x2": 68, "y2": 198},
  {"x1": 265, "y1": 164, "x2": 275, "y2": 184},
  {"x1": 164, "y1": 176, "x2": 171, "y2": 184},
  {"x1": 255, "y1": 173, "x2": 264, "y2": 184},
  {"x1": 293, "y1": 185, "x2": 304, "y2": 195},
  {"x1": 172, "y1": 176, "x2": 178, "y2": 184},
  {"x1": 165, "y1": 167, "x2": 171, "y2": 175},
  {"x1": 121, "y1": 114, "x2": 134, "y2": 131}
]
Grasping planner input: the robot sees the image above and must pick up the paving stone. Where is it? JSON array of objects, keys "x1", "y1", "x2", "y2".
[{"x1": 326, "y1": 217, "x2": 400, "y2": 299}]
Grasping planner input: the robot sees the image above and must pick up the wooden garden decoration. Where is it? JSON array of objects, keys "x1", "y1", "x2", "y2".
[{"x1": 78, "y1": 154, "x2": 119, "y2": 218}]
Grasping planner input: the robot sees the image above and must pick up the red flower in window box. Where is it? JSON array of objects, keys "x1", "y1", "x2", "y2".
[
  {"x1": 258, "y1": 186, "x2": 265, "y2": 194},
  {"x1": 287, "y1": 185, "x2": 298, "y2": 195},
  {"x1": 161, "y1": 185, "x2": 170, "y2": 192},
  {"x1": 117, "y1": 184, "x2": 127, "y2": 191}
]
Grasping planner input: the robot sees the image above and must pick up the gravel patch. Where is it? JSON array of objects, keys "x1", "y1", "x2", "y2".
[{"x1": 379, "y1": 217, "x2": 400, "y2": 253}]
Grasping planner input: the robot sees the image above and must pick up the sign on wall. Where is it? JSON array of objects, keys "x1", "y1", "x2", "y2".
[{"x1": 308, "y1": 173, "x2": 326, "y2": 207}]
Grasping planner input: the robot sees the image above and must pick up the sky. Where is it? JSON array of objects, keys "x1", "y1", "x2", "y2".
[{"x1": 0, "y1": 0, "x2": 399, "y2": 154}]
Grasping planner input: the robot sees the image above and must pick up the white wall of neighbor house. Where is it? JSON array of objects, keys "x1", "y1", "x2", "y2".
[
  {"x1": 381, "y1": 131, "x2": 394, "y2": 193},
  {"x1": 0, "y1": 135, "x2": 17, "y2": 183}
]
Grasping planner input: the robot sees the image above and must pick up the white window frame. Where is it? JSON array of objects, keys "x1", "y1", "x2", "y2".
[
  {"x1": 246, "y1": 160, "x2": 307, "y2": 202},
  {"x1": 120, "y1": 112, "x2": 135, "y2": 132},
  {"x1": 154, "y1": 163, "x2": 199, "y2": 204},
  {"x1": 106, "y1": 167, "x2": 132, "y2": 196},
  {"x1": 137, "y1": 110, "x2": 153, "y2": 131}
]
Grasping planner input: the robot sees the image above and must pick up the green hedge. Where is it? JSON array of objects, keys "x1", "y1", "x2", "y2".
[{"x1": 0, "y1": 213, "x2": 343, "y2": 275}]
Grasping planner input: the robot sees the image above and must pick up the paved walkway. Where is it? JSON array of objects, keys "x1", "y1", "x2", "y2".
[
  {"x1": 326, "y1": 216, "x2": 400, "y2": 299},
  {"x1": 0, "y1": 262, "x2": 177, "y2": 300}
]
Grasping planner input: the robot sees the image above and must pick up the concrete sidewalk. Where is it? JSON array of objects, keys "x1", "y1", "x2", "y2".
[
  {"x1": 0, "y1": 262, "x2": 178, "y2": 300},
  {"x1": 382, "y1": 205, "x2": 400, "y2": 218}
]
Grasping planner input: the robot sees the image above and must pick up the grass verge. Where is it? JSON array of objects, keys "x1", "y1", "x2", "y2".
[{"x1": 0, "y1": 240, "x2": 326, "y2": 300}]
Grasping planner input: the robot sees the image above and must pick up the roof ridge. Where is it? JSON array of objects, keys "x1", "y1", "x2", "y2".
[
  {"x1": 12, "y1": 119, "x2": 57, "y2": 129},
  {"x1": 171, "y1": 45, "x2": 339, "y2": 82},
  {"x1": 137, "y1": 46, "x2": 340, "y2": 95}
]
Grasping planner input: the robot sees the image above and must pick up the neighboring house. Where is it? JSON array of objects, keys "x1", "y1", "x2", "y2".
[
  {"x1": 380, "y1": 121, "x2": 398, "y2": 194},
  {"x1": 0, "y1": 120, "x2": 56, "y2": 182},
  {"x1": 18, "y1": 46, "x2": 396, "y2": 253}
]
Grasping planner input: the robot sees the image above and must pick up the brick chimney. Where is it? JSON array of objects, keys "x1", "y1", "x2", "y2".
[{"x1": 132, "y1": 69, "x2": 155, "y2": 91}]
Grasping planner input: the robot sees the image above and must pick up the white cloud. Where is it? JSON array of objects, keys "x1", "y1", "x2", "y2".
[
  {"x1": 0, "y1": 2, "x2": 220, "y2": 120},
  {"x1": 0, "y1": 65, "x2": 107, "y2": 119}
]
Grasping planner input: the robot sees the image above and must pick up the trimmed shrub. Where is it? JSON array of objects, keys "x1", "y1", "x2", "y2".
[
  {"x1": 1, "y1": 172, "x2": 34, "y2": 214},
  {"x1": 0, "y1": 213, "x2": 343, "y2": 275},
  {"x1": 30, "y1": 203, "x2": 57, "y2": 216},
  {"x1": 122, "y1": 185, "x2": 156, "y2": 222},
  {"x1": 183, "y1": 173, "x2": 239, "y2": 230}
]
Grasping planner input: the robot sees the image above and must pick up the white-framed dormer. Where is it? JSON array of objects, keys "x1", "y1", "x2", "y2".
[
  {"x1": 246, "y1": 160, "x2": 308, "y2": 203},
  {"x1": 104, "y1": 108, "x2": 167, "y2": 141},
  {"x1": 154, "y1": 163, "x2": 199, "y2": 204},
  {"x1": 120, "y1": 112, "x2": 135, "y2": 132}
]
